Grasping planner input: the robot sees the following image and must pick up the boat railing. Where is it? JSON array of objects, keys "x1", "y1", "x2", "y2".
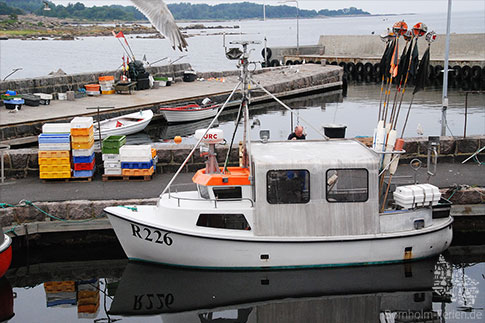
[{"x1": 167, "y1": 187, "x2": 254, "y2": 208}]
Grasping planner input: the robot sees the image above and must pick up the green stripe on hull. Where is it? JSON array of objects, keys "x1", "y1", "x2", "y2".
[{"x1": 128, "y1": 255, "x2": 435, "y2": 271}]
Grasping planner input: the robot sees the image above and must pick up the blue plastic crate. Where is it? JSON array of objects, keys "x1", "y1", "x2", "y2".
[
  {"x1": 73, "y1": 152, "x2": 95, "y2": 164},
  {"x1": 73, "y1": 165, "x2": 95, "y2": 178},
  {"x1": 121, "y1": 160, "x2": 153, "y2": 169},
  {"x1": 38, "y1": 133, "x2": 70, "y2": 144}
]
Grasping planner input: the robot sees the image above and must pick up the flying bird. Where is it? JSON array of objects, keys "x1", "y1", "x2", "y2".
[{"x1": 130, "y1": 0, "x2": 188, "y2": 51}]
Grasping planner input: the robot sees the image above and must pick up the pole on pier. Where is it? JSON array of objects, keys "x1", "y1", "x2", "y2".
[{"x1": 441, "y1": 0, "x2": 452, "y2": 136}]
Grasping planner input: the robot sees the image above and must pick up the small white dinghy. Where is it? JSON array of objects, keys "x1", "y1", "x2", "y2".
[
  {"x1": 94, "y1": 110, "x2": 153, "y2": 139},
  {"x1": 160, "y1": 100, "x2": 219, "y2": 124}
]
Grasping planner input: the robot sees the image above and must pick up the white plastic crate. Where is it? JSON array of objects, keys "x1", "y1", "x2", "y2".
[
  {"x1": 394, "y1": 184, "x2": 441, "y2": 209},
  {"x1": 102, "y1": 154, "x2": 120, "y2": 162},
  {"x1": 38, "y1": 143, "x2": 70, "y2": 151},
  {"x1": 70, "y1": 117, "x2": 93, "y2": 129},
  {"x1": 34, "y1": 93, "x2": 53, "y2": 100},
  {"x1": 120, "y1": 145, "x2": 152, "y2": 162},
  {"x1": 104, "y1": 168, "x2": 122, "y2": 175},
  {"x1": 104, "y1": 161, "x2": 121, "y2": 168},
  {"x1": 72, "y1": 146, "x2": 94, "y2": 157},
  {"x1": 42, "y1": 123, "x2": 71, "y2": 134}
]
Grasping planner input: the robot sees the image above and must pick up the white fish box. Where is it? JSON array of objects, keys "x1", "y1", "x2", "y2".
[
  {"x1": 38, "y1": 143, "x2": 70, "y2": 151},
  {"x1": 104, "y1": 161, "x2": 121, "y2": 168},
  {"x1": 394, "y1": 184, "x2": 441, "y2": 209},
  {"x1": 34, "y1": 93, "x2": 53, "y2": 100},
  {"x1": 72, "y1": 146, "x2": 95, "y2": 157},
  {"x1": 42, "y1": 123, "x2": 71, "y2": 134},
  {"x1": 70, "y1": 117, "x2": 93, "y2": 129},
  {"x1": 104, "y1": 168, "x2": 122, "y2": 175},
  {"x1": 102, "y1": 154, "x2": 120, "y2": 162},
  {"x1": 120, "y1": 145, "x2": 152, "y2": 162}
]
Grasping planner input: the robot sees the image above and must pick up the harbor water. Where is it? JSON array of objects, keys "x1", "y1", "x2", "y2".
[{"x1": 4, "y1": 242, "x2": 484, "y2": 322}]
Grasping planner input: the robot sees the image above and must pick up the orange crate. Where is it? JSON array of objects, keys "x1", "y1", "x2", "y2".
[
  {"x1": 44, "y1": 281, "x2": 75, "y2": 293},
  {"x1": 71, "y1": 133, "x2": 94, "y2": 143},
  {"x1": 40, "y1": 171, "x2": 71, "y2": 179},
  {"x1": 38, "y1": 157, "x2": 70, "y2": 165},
  {"x1": 38, "y1": 151, "x2": 70, "y2": 159},
  {"x1": 122, "y1": 167, "x2": 154, "y2": 176},
  {"x1": 78, "y1": 303, "x2": 100, "y2": 314},
  {"x1": 40, "y1": 164, "x2": 71, "y2": 172},
  {"x1": 84, "y1": 84, "x2": 100, "y2": 91},
  {"x1": 151, "y1": 148, "x2": 156, "y2": 158},
  {"x1": 99, "y1": 75, "x2": 114, "y2": 82},
  {"x1": 72, "y1": 139, "x2": 94, "y2": 150},
  {"x1": 71, "y1": 125, "x2": 93, "y2": 136}
]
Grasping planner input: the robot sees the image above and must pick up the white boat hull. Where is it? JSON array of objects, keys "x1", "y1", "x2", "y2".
[
  {"x1": 94, "y1": 110, "x2": 153, "y2": 139},
  {"x1": 161, "y1": 106, "x2": 218, "y2": 123},
  {"x1": 105, "y1": 206, "x2": 453, "y2": 270}
]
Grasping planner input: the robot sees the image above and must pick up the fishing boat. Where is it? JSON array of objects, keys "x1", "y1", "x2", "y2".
[
  {"x1": 160, "y1": 101, "x2": 219, "y2": 123},
  {"x1": 109, "y1": 257, "x2": 438, "y2": 318},
  {"x1": 93, "y1": 109, "x2": 153, "y2": 139},
  {"x1": 0, "y1": 278, "x2": 14, "y2": 322},
  {"x1": 105, "y1": 40, "x2": 453, "y2": 270},
  {"x1": 0, "y1": 225, "x2": 12, "y2": 278}
]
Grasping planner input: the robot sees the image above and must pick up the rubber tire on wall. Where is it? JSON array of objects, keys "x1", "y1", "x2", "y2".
[
  {"x1": 373, "y1": 63, "x2": 381, "y2": 78},
  {"x1": 434, "y1": 65, "x2": 443, "y2": 79},
  {"x1": 471, "y1": 66, "x2": 482, "y2": 80},
  {"x1": 286, "y1": 60, "x2": 294, "y2": 65},
  {"x1": 261, "y1": 48, "x2": 272, "y2": 60},
  {"x1": 452, "y1": 65, "x2": 462, "y2": 79},
  {"x1": 428, "y1": 65, "x2": 435, "y2": 80},
  {"x1": 270, "y1": 59, "x2": 280, "y2": 67},
  {"x1": 347, "y1": 62, "x2": 356, "y2": 76},
  {"x1": 330, "y1": 61, "x2": 338, "y2": 65},
  {"x1": 364, "y1": 63, "x2": 373, "y2": 76},
  {"x1": 461, "y1": 65, "x2": 471, "y2": 80},
  {"x1": 356, "y1": 63, "x2": 364, "y2": 76}
]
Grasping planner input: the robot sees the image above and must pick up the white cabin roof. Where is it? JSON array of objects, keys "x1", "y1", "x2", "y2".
[{"x1": 251, "y1": 139, "x2": 379, "y2": 167}]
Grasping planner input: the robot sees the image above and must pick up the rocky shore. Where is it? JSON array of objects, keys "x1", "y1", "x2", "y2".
[{"x1": 0, "y1": 14, "x2": 239, "y2": 40}]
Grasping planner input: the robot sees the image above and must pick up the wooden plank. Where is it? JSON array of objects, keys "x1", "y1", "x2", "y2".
[
  {"x1": 5, "y1": 218, "x2": 112, "y2": 237},
  {"x1": 102, "y1": 174, "x2": 153, "y2": 182}
]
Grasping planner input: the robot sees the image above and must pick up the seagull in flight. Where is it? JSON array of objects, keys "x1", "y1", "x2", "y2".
[{"x1": 130, "y1": 0, "x2": 188, "y2": 51}]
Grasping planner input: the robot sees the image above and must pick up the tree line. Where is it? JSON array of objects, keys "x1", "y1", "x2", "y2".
[{"x1": 1, "y1": 0, "x2": 370, "y2": 21}]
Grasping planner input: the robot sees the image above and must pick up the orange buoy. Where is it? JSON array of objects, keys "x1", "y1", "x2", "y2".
[{"x1": 174, "y1": 136, "x2": 182, "y2": 144}]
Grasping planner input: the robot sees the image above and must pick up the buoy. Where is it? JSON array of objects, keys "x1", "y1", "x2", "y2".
[
  {"x1": 174, "y1": 136, "x2": 182, "y2": 144},
  {"x1": 261, "y1": 48, "x2": 272, "y2": 60}
]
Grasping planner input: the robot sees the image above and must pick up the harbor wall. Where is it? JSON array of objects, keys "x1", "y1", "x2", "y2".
[
  {"x1": 0, "y1": 63, "x2": 191, "y2": 95},
  {"x1": 2, "y1": 135, "x2": 484, "y2": 179}
]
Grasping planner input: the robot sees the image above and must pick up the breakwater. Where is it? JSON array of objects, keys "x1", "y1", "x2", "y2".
[{"x1": 2, "y1": 135, "x2": 484, "y2": 179}]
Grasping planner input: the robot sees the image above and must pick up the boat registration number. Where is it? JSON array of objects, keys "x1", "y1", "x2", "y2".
[{"x1": 131, "y1": 223, "x2": 173, "y2": 246}]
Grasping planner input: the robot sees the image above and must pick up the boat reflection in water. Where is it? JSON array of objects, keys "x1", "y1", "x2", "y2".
[
  {"x1": 0, "y1": 277, "x2": 14, "y2": 322},
  {"x1": 109, "y1": 258, "x2": 439, "y2": 322}
]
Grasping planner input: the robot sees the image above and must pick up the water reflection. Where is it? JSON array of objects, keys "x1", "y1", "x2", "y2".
[
  {"x1": 3, "y1": 246, "x2": 484, "y2": 322},
  {"x1": 110, "y1": 258, "x2": 438, "y2": 321}
]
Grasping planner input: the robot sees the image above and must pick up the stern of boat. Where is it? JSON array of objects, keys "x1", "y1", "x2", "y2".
[{"x1": 0, "y1": 234, "x2": 12, "y2": 278}]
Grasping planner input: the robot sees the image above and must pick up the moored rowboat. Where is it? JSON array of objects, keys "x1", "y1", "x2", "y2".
[
  {"x1": 94, "y1": 110, "x2": 153, "y2": 139},
  {"x1": 160, "y1": 103, "x2": 219, "y2": 123},
  {"x1": 0, "y1": 225, "x2": 12, "y2": 278}
]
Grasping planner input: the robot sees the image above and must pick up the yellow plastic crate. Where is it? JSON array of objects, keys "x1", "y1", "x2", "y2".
[
  {"x1": 38, "y1": 151, "x2": 70, "y2": 159},
  {"x1": 40, "y1": 164, "x2": 71, "y2": 172},
  {"x1": 122, "y1": 167, "x2": 154, "y2": 176},
  {"x1": 71, "y1": 125, "x2": 93, "y2": 136},
  {"x1": 38, "y1": 157, "x2": 70, "y2": 165},
  {"x1": 39, "y1": 171, "x2": 71, "y2": 179},
  {"x1": 71, "y1": 133, "x2": 94, "y2": 143},
  {"x1": 101, "y1": 90, "x2": 115, "y2": 95},
  {"x1": 44, "y1": 281, "x2": 75, "y2": 293},
  {"x1": 72, "y1": 139, "x2": 94, "y2": 150},
  {"x1": 151, "y1": 148, "x2": 156, "y2": 158}
]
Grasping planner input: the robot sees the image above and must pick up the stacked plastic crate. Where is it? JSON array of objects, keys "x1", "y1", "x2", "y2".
[
  {"x1": 70, "y1": 117, "x2": 95, "y2": 179},
  {"x1": 43, "y1": 281, "x2": 77, "y2": 308},
  {"x1": 77, "y1": 279, "x2": 100, "y2": 318},
  {"x1": 102, "y1": 135, "x2": 126, "y2": 177},
  {"x1": 120, "y1": 145, "x2": 154, "y2": 179},
  {"x1": 99, "y1": 76, "x2": 115, "y2": 95},
  {"x1": 38, "y1": 123, "x2": 72, "y2": 180}
]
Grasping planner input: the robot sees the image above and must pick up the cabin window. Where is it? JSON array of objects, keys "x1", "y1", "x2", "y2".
[
  {"x1": 197, "y1": 214, "x2": 251, "y2": 230},
  {"x1": 326, "y1": 168, "x2": 368, "y2": 203},
  {"x1": 213, "y1": 186, "x2": 242, "y2": 199},
  {"x1": 198, "y1": 185, "x2": 210, "y2": 199},
  {"x1": 266, "y1": 170, "x2": 310, "y2": 204}
]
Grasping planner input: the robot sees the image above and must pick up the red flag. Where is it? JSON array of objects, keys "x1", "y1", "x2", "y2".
[
  {"x1": 116, "y1": 31, "x2": 125, "y2": 39},
  {"x1": 111, "y1": 30, "x2": 117, "y2": 38}
]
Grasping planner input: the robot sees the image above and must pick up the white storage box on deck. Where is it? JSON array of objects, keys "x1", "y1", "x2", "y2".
[
  {"x1": 102, "y1": 154, "x2": 120, "y2": 162},
  {"x1": 394, "y1": 184, "x2": 441, "y2": 209},
  {"x1": 120, "y1": 145, "x2": 152, "y2": 162},
  {"x1": 42, "y1": 123, "x2": 71, "y2": 134},
  {"x1": 72, "y1": 146, "x2": 94, "y2": 157},
  {"x1": 70, "y1": 117, "x2": 94, "y2": 129},
  {"x1": 34, "y1": 93, "x2": 53, "y2": 100},
  {"x1": 104, "y1": 168, "x2": 122, "y2": 175}
]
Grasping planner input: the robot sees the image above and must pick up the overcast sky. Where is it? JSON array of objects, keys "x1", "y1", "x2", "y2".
[{"x1": 51, "y1": 0, "x2": 484, "y2": 14}]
